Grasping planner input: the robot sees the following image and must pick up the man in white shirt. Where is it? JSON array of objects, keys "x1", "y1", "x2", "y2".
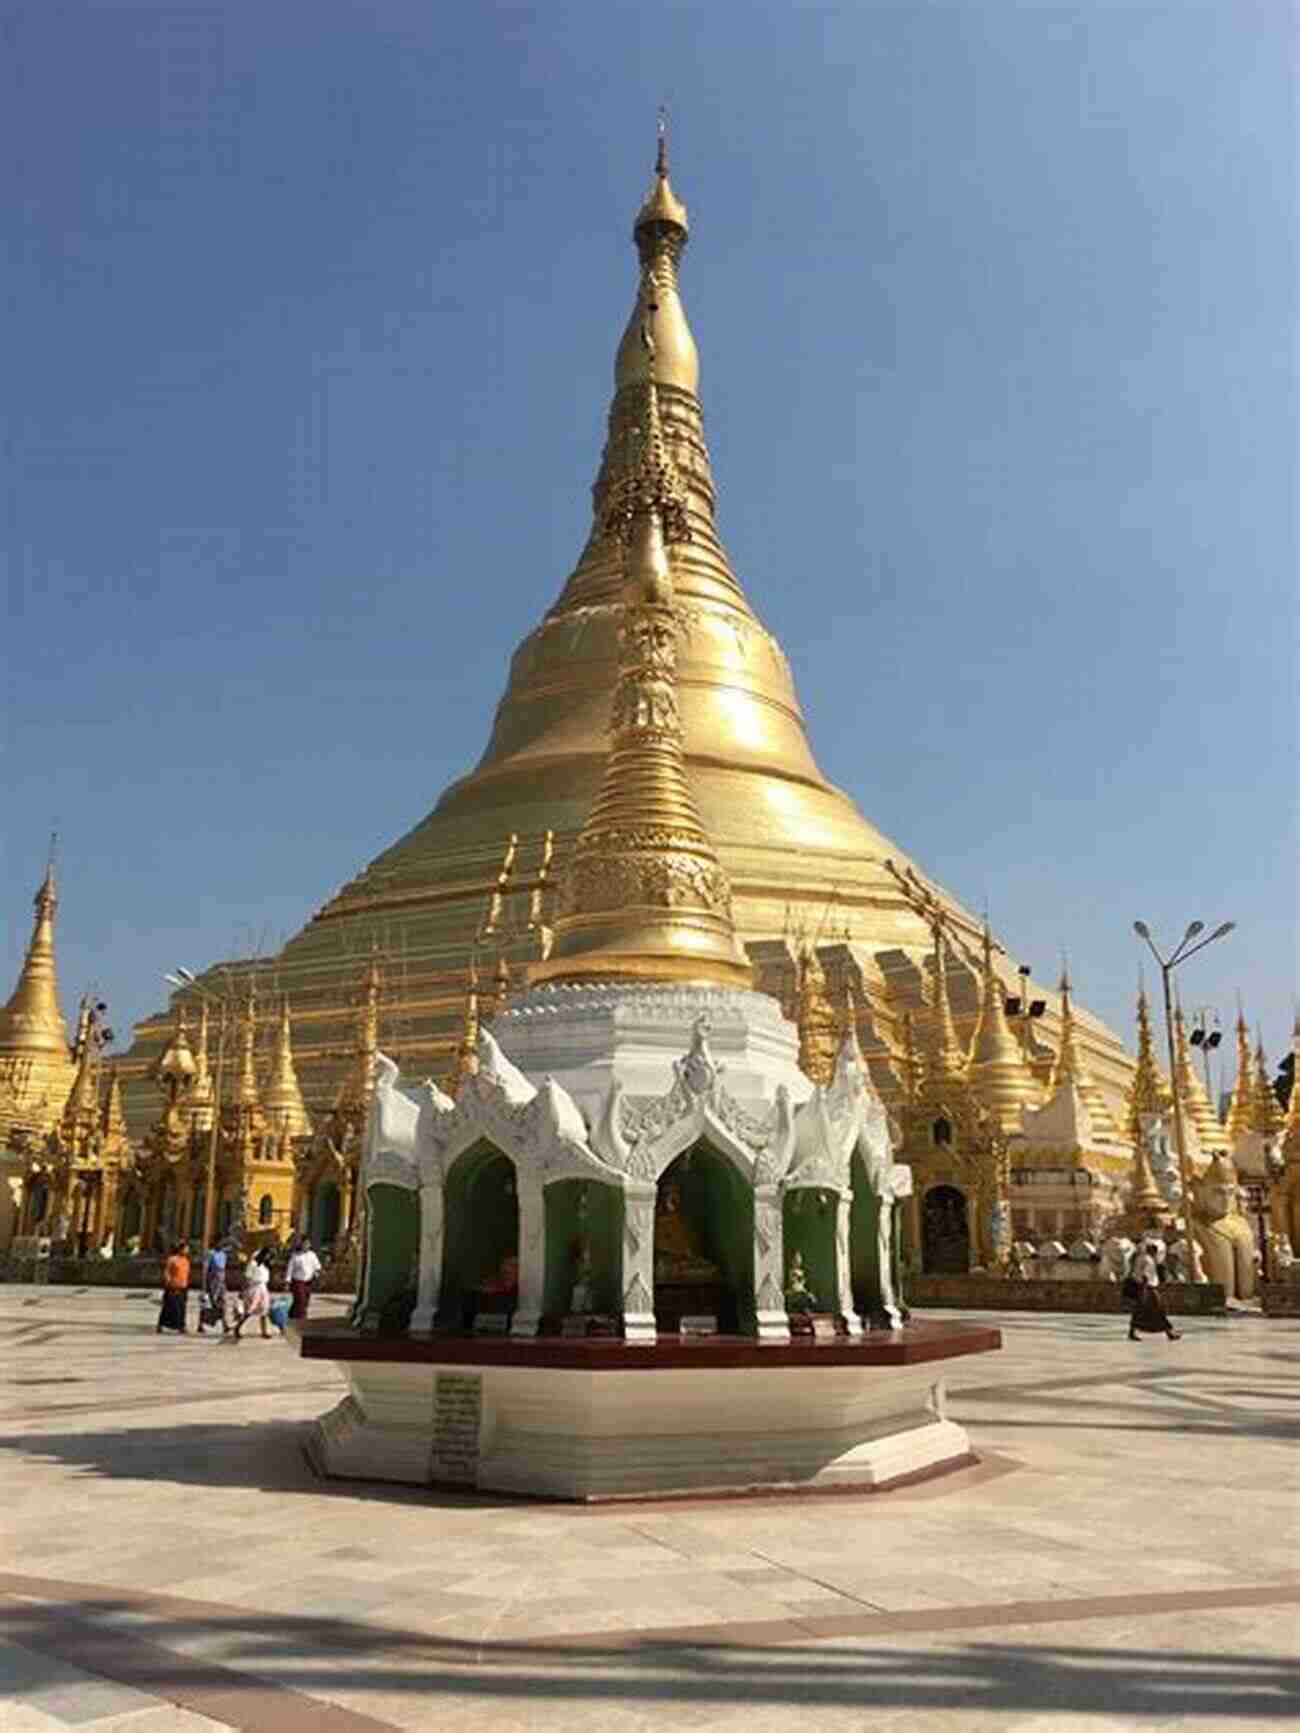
[{"x1": 286, "y1": 1238, "x2": 323, "y2": 1321}]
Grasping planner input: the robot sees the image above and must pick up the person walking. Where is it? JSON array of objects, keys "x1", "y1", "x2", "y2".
[
  {"x1": 156, "y1": 1241, "x2": 191, "y2": 1335},
  {"x1": 197, "y1": 1239, "x2": 230, "y2": 1335},
  {"x1": 286, "y1": 1237, "x2": 323, "y2": 1321},
  {"x1": 1126, "y1": 1241, "x2": 1182, "y2": 1342},
  {"x1": 232, "y1": 1245, "x2": 272, "y2": 1342}
]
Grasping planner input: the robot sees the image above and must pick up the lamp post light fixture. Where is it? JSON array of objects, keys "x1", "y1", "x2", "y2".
[
  {"x1": 1187, "y1": 1008, "x2": 1223, "y2": 1108},
  {"x1": 1132, "y1": 920, "x2": 1236, "y2": 1282},
  {"x1": 1004, "y1": 964, "x2": 1048, "y2": 1059}
]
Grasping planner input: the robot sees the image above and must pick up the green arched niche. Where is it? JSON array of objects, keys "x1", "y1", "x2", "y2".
[
  {"x1": 542, "y1": 1179, "x2": 623, "y2": 1322},
  {"x1": 850, "y1": 1152, "x2": 885, "y2": 1324},
  {"x1": 782, "y1": 1186, "x2": 838, "y2": 1316},
  {"x1": 361, "y1": 1182, "x2": 420, "y2": 1333},
  {"x1": 439, "y1": 1143, "x2": 519, "y2": 1329},
  {"x1": 654, "y1": 1143, "x2": 755, "y2": 1335}
]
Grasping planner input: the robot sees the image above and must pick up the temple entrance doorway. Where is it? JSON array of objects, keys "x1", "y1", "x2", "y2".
[
  {"x1": 439, "y1": 1144, "x2": 519, "y2": 1329},
  {"x1": 311, "y1": 1181, "x2": 341, "y2": 1249},
  {"x1": 653, "y1": 1145, "x2": 753, "y2": 1334},
  {"x1": 922, "y1": 1184, "x2": 970, "y2": 1274}
]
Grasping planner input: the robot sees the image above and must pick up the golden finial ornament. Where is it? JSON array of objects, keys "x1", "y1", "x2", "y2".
[
  {"x1": 334, "y1": 953, "x2": 382, "y2": 1113},
  {"x1": 1049, "y1": 970, "x2": 1120, "y2": 1138},
  {"x1": 481, "y1": 833, "x2": 519, "y2": 939},
  {"x1": 923, "y1": 915, "x2": 965, "y2": 1090},
  {"x1": 530, "y1": 370, "x2": 751, "y2": 989},
  {"x1": 1125, "y1": 983, "x2": 1169, "y2": 1213},
  {"x1": 1251, "y1": 1035, "x2": 1283, "y2": 1137},
  {"x1": 0, "y1": 861, "x2": 77, "y2": 1141},
  {"x1": 527, "y1": 829, "x2": 555, "y2": 958},
  {"x1": 233, "y1": 992, "x2": 260, "y2": 1109},
  {"x1": 263, "y1": 997, "x2": 313, "y2": 1141},
  {"x1": 1224, "y1": 1008, "x2": 1256, "y2": 1145}
]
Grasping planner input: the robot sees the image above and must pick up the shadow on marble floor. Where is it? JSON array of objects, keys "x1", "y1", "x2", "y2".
[{"x1": 1, "y1": 1594, "x2": 1296, "y2": 1722}]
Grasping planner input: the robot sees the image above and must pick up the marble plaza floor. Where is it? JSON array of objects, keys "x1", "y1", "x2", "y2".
[{"x1": 0, "y1": 1287, "x2": 1296, "y2": 1733}]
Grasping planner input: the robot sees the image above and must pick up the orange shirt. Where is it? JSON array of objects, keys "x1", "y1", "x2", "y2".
[{"x1": 164, "y1": 1253, "x2": 190, "y2": 1291}]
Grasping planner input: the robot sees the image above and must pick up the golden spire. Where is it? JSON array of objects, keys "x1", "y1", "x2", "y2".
[
  {"x1": 450, "y1": 964, "x2": 480, "y2": 1096},
  {"x1": 0, "y1": 864, "x2": 72, "y2": 1062},
  {"x1": 1125, "y1": 983, "x2": 1168, "y2": 1213},
  {"x1": 190, "y1": 1000, "x2": 215, "y2": 1131},
  {"x1": 923, "y1": 919, "x2": 964, "y2": 1089},
  {"x1": 1281, "y1": 1013, "x2": 1300, "y2": 1163},
  {"x1": 60, "y1": 1001, "x2": 103, "y2": 1154},
  {"x1": 794, "y1": 941, "x2": 837, "y2": 1086},
  {"x1": 967, "y1": 921, "x2": 1039, "y2": 1134},
  {"x1": 334, "y1": 954, "x2": 381, "y2": 1112},
  {"x1": 617, "y1": 113, "x2": 695, "y2": 395},
  {"x1": 1224, "y1": 1008, "x2": 1256, "y2": 1145},
  {"x1": 1252, "y1": 1035, "x2": 1284, "y2": 1137},
  {"x1": 1126, "y1": 983, "x2": 1169, "y2": 1145},
  {"x1": 1170, "y1": 1001, "x2": 1225, "y2": 1152},
  {"x1": 263, "y1": 998, "x2": 313, "y2": 1140},
  {"x1": 1048, "y1": 971, "x2": 1119, "y2": 1138},
  {"x1": 233, "y1": 993, "x2": 260, "y2": 1108},
  {"x1": 102, "y1": 1066, "x2": 128, "y2": 1144},
  {"x1": 531, "y1": 369, "x2": 751, "y2": 989},
  {"x1": 153, "y1": 1007, "x2": 197, "y2": 1099}
]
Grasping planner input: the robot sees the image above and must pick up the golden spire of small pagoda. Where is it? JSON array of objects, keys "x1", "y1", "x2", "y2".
[
  {"x1": 1224, "y1": 1007, "x2": 1256, "y2": 1145},
  {"x1": 794, "y1": 940, "x2": 837, "y2": 1086},
  {"x1": 1252, "y1": 1035, "x2": 1284, "y2": 1137},
  {"x1": 190, "y1": 1000, "x2": 215, "y2": 1132},
  {"x1": 1125, "y1": 981, "x2": 1168, "y2": 1214},
  {"x1": 923, "y1": 917, "x2": 965, "y2": 1090},
  {"x1": 0, "y1": 858, "x2": 77, "y2": 1135},
  {"x1": 334, "y1": 953, "x2": 381, "y2": 1113},
  {"x1": 967, "y1": 921, "x2": 1039, "y2": 1134},
  {"x1": 531, "y1": 308, "x2": 751, "y2": 987},
  {"x1": 1126, "y1": 981, "x2": 1170, "y2": 1145},
  {"x1": 233, "y1": 992, "x2": 260, "y2": 1109},
  {"x1": 263, "y1": 998, "x2": 313, "y2": 1140},
  {"x1": 60, "y1": 999, "x2": 103, "y2": 1154},
  {"x1": 1280, "y1": 1013, "x2": 1300, "y2": 1164},
  {"x1": 1169, "y1": 999, "x2": 1224, "y2": 1152},
  {"x1": 101, "y1": 1065, "x2": 129, "y2": 1159},
  {"x1": 1047, "y1": 970, "x2": 1119, "y2": 1139}
]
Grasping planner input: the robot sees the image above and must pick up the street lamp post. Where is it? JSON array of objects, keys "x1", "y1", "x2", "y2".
[
  {"x1": 1188, "y1": 1008, "x2": 1223, "y2": 1112},
  {"x1": 164, "y1": 967, "x2": 236, "y2": 1253},
  {"x1": 1133, "y1": 920, "x2": 1236, "y2": 1283}
]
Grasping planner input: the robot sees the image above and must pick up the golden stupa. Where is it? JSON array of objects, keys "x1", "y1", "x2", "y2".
[{"x1": 119, "y1": 133, "x2": 1136, "y2": 1127}]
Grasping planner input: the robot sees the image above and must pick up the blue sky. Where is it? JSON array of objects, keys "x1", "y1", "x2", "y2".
[{"x1": 4, "y1": 0, "x2": 1295, "y2": 1096}]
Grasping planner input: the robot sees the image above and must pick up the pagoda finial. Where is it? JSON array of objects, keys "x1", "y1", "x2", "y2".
[
  {"x1": 656, "y1": 104, "x2": 669, "y2": 177},
  {"x1": 263, "y1": 997, "x2": 312, "y2": 1140},
  {"x1": 531, "y1": 375, "x2": 751, "y2": 990},
  {"x1": 334, "y1": 953, "x2": 381, "y2": 1112},
  {"x1": 1252, "y1": 1035, "x2": 1283, "y2": 1137},
  {"x1": 234, "y1": 992, "x2": 260, "y2": 1108},
  {"x1": 1048, "y1": 969, "x2": 1120, "y2": 1139},
  {"x1": 923, "y1": 916, "x2": 964, "y2": 1088},
  {"x1": 1126, "y1": 983, "x2": 1170, "y2": 1209},
  {"x1": 1224, "y1": 1007, "x2": 1256, "y2": 1144},
  {"x1": 967, "y1": 919, "x2": 1039, "y2": 1133},
  {"x1": 0, "y1": 859, "x2": 72, "y2": 1062}
]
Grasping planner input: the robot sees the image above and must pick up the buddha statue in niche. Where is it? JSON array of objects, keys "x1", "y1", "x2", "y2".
[{"x1": 654, "y1": 1180, "x2": 720, "y2": 1282}]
